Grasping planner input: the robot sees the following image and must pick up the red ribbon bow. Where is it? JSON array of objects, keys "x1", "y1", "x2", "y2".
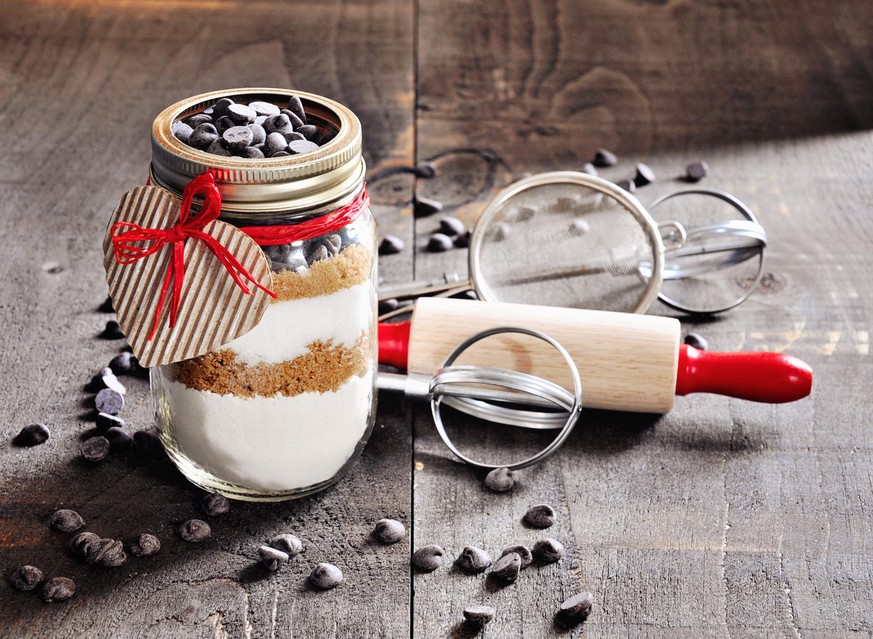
[{"x1": 111, "y1": 173, "x2": 276, "y2": 341}]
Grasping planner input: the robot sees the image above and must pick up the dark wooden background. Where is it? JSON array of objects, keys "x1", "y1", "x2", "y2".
[{"x1": 2, "y1": 1, "x2": 872, "y2": 637}]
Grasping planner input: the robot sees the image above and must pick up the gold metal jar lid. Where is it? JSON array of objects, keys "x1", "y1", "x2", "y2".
[{"x1": 150, "y1": 88, "x2": 365, "y2": 217}]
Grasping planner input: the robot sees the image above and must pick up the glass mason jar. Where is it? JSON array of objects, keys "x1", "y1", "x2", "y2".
[{"x1": 148, "y1": 88, "x2": 377, "y2": 501}]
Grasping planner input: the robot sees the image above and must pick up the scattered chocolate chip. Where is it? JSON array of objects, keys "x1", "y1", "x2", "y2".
[
  {"x1": 104, "y1": 426, "x2": 132, "y2": 453},
  {"x1": 98, "y1": 296, "x2": 114, "y2": 313},
  {"x1": 50, "y1": 509, "x2": 85, "y2": 533},
  {"x1": 569, "y1": 219, "x2": 590, "y2": 236},
  {"x1": 200, "y1": 493, "x2": 230, "y2": 517},
  {"x1": 271, "y1": 534, "x2": 303, "y2": 557},
  {"x1": 558, "y1": 591, "x2": 593, "y2": 624},
  {"x1": 81, "y1": 436, "x2": 110, "y2": 462},
  {"x1": 614, "y1": 178, "x2": 636, "y2": 193},
  {"x1": 41, "y1": 576, "x2": 76, "y2": 603},
  {"x1": 582, "y1": 162, "x2": 598, "y2": 176},
  {"x1": 133, "y1": 430, "x2": 163, "y2": 458},
  {"x1": 453, "y1": 230, "x2": 472, "y2": 248},
  {"x1": 500, "y1": 545, "x2": 533, "y2": 569},
  {"x1": 69, "y1": 532, "x2": 100, "y2": 557},
  {"x1": 372, "y1": 519, "x2": 405, "y2": 544},
  {"x1": 438, "y1": 216, "x2": 466, "y2": 237},
  {"x1": 83, "y1": 537, "x2": 115, "y2": 565},
  {"x1": 592, "y1": 148, "x2": 618, "y2": 167},
  {"x1": 489, "y1": 222, "x2": 510, "y2": 242},
  {"x1": 634, "y1": 162, "x2": 656, "y2": 187},
  {"x1": 484, "y1": 467, "x2": 515, "y2": 492},
  {"x1": 101, "y1": 371, "x2": 126, "y2": 395},
  {"x1": 414, "y1": 195, "x2": 444, "y2": 217},
  {"x1": 489, "y1": 552, "x2": 521, "y2": 583},
  {"x1": 532, "y1": 538, "x2": 564, "y2": 563},
  {"x1": 415, "y1": 161, "x2": 438, "y2": 178},
  {"x1": 685, "y1": 160, "x2": 709, "y2": 182},
  {"x1": 258, "y1": 545, "x2": 289, "y2": 571},
  {"x1": 108, "y1": 352, "x2": 136, "y2": 376},
  {"x1": 463, "y1": 605, "x2": 496, "y2": 628},
  {"x1": 128, "y1": 533, "x2": 161, "y2": 557},
  {"x1": 96, "y1": 412, "x2": 125, "y2": 434},
  {"x1": 10, "y1": 565, "x2": 43, "y2": 591},
  {"x1": 427, "y1": 233, "x2": 454, "y2": 252},
  {"x1": 456, "y1": 546, "x2": 491, "y2": 573},
  {"x1": 309, "y1": 562, "x2": 343, "y2": 589},
  {"x1": 13, "y1": 423, "x2": 50, "y2": 447},
  {"x1": 524, "y1": 504, "x2": 556, "y2": 529},
  {"x1": 684, "y1": 332, "x2": 709, "y2": 351},
  {"x1": 99, "y1": 539, "x2": 127, "y2": 567},
  {"x1": 178, "y1": 519, "x2": 211, "y2": 543},
  {"x1": 412, "y1": 544, "x2": 444, "y2": 572},
  {"x1": 378, "y1": 235, "x2": 405, "y2": 256},
  {"x1": 99, "y1": 319, "x2": 125, "y2": 340},
  {"x1": 94, "y1": 388, "x2": 124, "y2": 416}
]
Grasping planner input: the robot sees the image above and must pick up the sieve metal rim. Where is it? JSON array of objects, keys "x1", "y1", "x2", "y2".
[
  {"x1": 649, "y1": 187, "x2": 767, "y2": 315},
  {"x1": 467, "y1": 171, "x2": 665, "y2": 314},
  {"x1": 428, "y1": 326, "x2": 583, "y2": 471}
]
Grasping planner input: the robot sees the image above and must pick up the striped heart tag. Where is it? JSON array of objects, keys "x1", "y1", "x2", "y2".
[{"x1": 102, "y1": 184, "x2": 273, "y2": 368}]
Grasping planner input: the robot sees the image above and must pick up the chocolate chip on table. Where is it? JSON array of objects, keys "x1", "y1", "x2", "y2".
[
  {"x1": 378, "y1": 235, "x2": 405, "y2": 255},
  {"x1": 95, "y1": 388, "x2": 124, "y2": 416},
  {"x1": 128, "y1": 533, "x2": 161, "y2": 557},
  {"x1": 372, "y1": 518, "x2": 405, "y2": 544},
  {"x1": 614, "y1": 178, "x2": 636, "y2": 193},
  {"x1": 592, "y1": 148, "x2": 618, "y2": 168},
  {"x1": 99, "y1": 539, "x2": 128, "y2": 567},
  {"x1": 558, "y1": 592, "x2": 593, "y2": 625},
  {"x1": 288, "y1": 139, "x2": 319, "y2": 154},
  {"x1": 685, "y1": 160, "x2": 709, "y2": 182},
  {"x1": 105, "y1": 426, "x2": 133, "y2": 453},
  {"x1": 200, "y1": 493, "x2": 230, "y2": 517},
  {"x1": 582, "y1": 162, "x2": 598, "y2": 176},
  {"x1": 414, "y1": 195, "x2": 444, "y2": 217},
  {"x1": 109, "y1": 352, "x2": 136, "y2": 376},
  {"x1": 683, "y1": 332, "x2": 709, "y2": 350},
  {"x1": 10, "y1": 565, "x2": 43, "y2": 591},
  {"x1": 453, "y1": 230, "x2": 472, "y2": 249},
  {"x1": 133, "y1": 430, "x2": 163, "y2": 457},
  {"x1": 81, "y1": 436, "x2": 111, "y2": 462},
  {"x1": 258, "y1": 545, "x2": 289, "y2": 571},
  {"x1": 414, "y1": 161, "x2": 438, "y2": 178},
  {"x1": 500, "y1": 545, "x2": 533, "y2": 570},
  {"x1": 484, "y1": 467, "x2": 515, "y2": 492},
  {"x1": 69, "y1": 532, "x2": 100, "y2": 557},
  {"x1": 532, "y1": 538, "x2": 564, "y2": 563},
  {"x1": 634, "y1": 162, "x2": 656, "y2": 187},
  {"x1": 438, "y1": 216, "x2": 467, "y2": 237},
  {"x1": 271, "y1": 534, "x2": 303, "y2": 557},
  {"x1": 41, "y1": 577, "x2": 76, "y2": 603},
  {"x1": 427, "y1": 233, "x2": 454, "y2": 252},
  {"x1": 50, "y1": 509, "x2": 85, "y2": 533},
  {"x1": 101, "y1": 370, "x2": 127, "y2": 395},
  {"x1": 98, "y1": 295, "x2": 114, "y2": 313},
  {"x1": 223, "y1": 126, "x2": 254, "y2": 152},
  {"x1": 378, "y1": 298, "x2": 400, "y2": 315},
  {"x1": 523, "y1": 504, "x2": 556, "y2": 529},
  {"x1": 13, "y1": 423, "x2": 50, "y2": 447},
  {"x1": 490, "y1": 222, "x2": 510, "y2": 242},
  {"x1": 100, "y1": 319, "x2": 125, "y2": 340},
  {"x1": 309, "y1": 562, "x2": 343, "y2": 590},
  {"x1": 248, "y1": 100, "x2": 280, "y2": 117},
  {"x1": 455, "y1": 546, "x2": 491, "y2": 573},
  {"x1": 411, "y1": 544, "x2": 444, "y2": 572},
  {"x1": 489, "y1": 551, "x2": 521, "y2": 583},
  {"x1": 462, "y1": 605, "x2": 496, "y2": 628},
  {"x1": 178, "y1": 519, "x2": 211, "y2": 543}
]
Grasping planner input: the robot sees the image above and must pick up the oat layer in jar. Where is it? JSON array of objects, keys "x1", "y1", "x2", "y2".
[{"x1": 148, "y1": 88, "x2": 377, "y2": 501}]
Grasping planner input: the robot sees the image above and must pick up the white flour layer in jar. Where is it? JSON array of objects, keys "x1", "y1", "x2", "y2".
[
  {"x1": 226, "y1": 281, "x2": 372, "y2": 365},
  {"x1": 165, "y1": 369, "x2": 373, "y2": 491}
]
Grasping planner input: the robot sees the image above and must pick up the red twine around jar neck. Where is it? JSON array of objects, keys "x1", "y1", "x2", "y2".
[
  {"x1": 111, "y1": 173, "x2": 277, "y2": 341},
  {"x1": 238, "y1": 187, "x2": 370, "y2": 246}
]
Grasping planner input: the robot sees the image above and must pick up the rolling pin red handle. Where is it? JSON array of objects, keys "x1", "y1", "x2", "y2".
[
  {"x1": 675, "y1": 345, "x2": 813, "y2": 403},
  {"x1": 379, "y1": 321, "x2": 412, "y2": 370}
]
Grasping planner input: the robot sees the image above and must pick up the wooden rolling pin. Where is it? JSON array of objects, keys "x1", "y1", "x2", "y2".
[{"x1": 379, "y1": 297, "x2": 812, "y2": 413}]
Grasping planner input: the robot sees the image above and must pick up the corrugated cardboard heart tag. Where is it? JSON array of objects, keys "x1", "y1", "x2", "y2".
[{"x1": 103, "y1": 180, "x2": 273, "y2": 368}]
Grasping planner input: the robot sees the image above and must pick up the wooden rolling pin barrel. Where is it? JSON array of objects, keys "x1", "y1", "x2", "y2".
[{"x1": 378, "y1": 298, "x2": 813, "y2": 414}]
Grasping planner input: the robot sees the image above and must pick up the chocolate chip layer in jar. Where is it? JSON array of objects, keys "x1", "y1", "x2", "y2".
[{"x1": 148, "y1": 89, "x2": 377, "y2": 501}]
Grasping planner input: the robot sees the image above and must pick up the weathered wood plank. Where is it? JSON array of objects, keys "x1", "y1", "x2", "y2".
[{"x1": 0, "y1": 0, "x2": 415, "y2": 637}]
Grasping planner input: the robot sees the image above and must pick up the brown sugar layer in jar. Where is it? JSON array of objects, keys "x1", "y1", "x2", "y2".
[
  {"x1": 271, "y1": 243, "x2": 371, "y2": 301},
  {"x1": 174, "y1": 332, "x2": 370, "y2": 398}
]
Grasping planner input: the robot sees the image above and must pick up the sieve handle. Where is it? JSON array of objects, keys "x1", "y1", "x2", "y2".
[{"x1": 675, "y1": 345, "x2": 812, "y2": 403}]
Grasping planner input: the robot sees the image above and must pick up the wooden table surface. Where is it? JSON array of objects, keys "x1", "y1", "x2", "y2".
[{"x1": 2, "y1": 1, "x2": 872, "y2": 637}]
